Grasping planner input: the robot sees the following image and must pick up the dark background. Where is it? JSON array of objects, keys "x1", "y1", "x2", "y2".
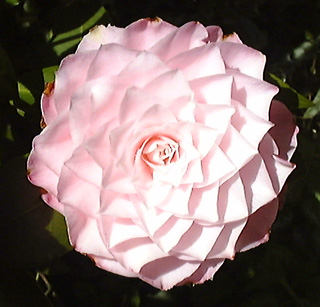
[{"x1": 1, "y1": 0, "x2": 320, "y2": 306}]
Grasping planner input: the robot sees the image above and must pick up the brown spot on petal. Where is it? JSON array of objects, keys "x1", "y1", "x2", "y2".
[
  {"x1": 89, "y1": 25, "x2": 100, "y2": 32},
  {"x1": 40, "y1": 116, "x2": 47, "y2": 129},
  {"x1": 146, "y1": 17, "x2": 162, "y2": 22},
  {"x1": 39, "y1": 187, "x2": 48, "y2": 195},
  {"x1": 222, "y1": 33, "x2": 236, "y2": 40},
  {"x1": 86, "y1": 254, "x2": 97, "y2": 264},
  {"x1": 43, "y1": 82, "x2": 54, "y2": 96},
  {"x1": 26, "y1": 168, "x2": 31, "y2": 176}
]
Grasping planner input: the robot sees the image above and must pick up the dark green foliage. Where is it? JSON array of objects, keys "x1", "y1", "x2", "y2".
[{"x1": 1, "y1": 0, "x2": 320, "y2": 305}]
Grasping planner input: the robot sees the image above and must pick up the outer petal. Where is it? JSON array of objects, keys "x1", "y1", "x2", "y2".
[
  {"x1": 172, "y1": 223, "x2": 224, "y2": 261},
  {"x1": 269, "y1": 100, "x2": 298, "y2": 160},
  {"x1": 205, "y1": 25, "x2": 223, "y2": 42},
  {"x1": 259, "y1": 134, "x2": 296, "y2": 195},
  {"x1": 236, "y1": 199, "x2": 279, "y2": 252},
  {"x1": 177, "y1": 259, "x2": 224, "y2": 286},
  {"x1": 206, "y1": 218, "x2": 247, "y2": 259},
  {"x1": 167, "y1": 44, "x2": 226, "y2": 80},
  {"x1": 86, "y1": 44, "x2": 138, "y2": 81},
  {"x1": 139, "y1": 257, "x2": 201, "y2": 290},
  {"x1": 77, "y1": 18, "x2": 177, "y2": 53},
  {"x1": 94, "y1": 256, "x2": 137, "y2": 278},
  {"x1": 190, "y1": 74, "x2": 233, "y2": 105},
  {"x1": 57, "y1": 165, "x2": 101, "y2": 215},
  {"x1": 53, "y1": 51, "x2": 96, "y2": 113},
  {"x1": 231, "y1": 72, "x2": 279, "y2": 120},
  {"x1": 217, "y1": 41, "x2": 266, "y2": 79},
  {"x1": 65, "y1": 207, "x2": 111, "y2": 257},
  {"x1": 109, "y1": 238, "x2": 167, "y2": 274},
  {"x1": 153, "y1": 217, "x2": 193, "y2": 253},
  {"x1": 41, "y1": 90, "x2": 58, "y2": 125},
  {"x1": 150, "y1": 21, "x2": 208, "y2": 61},
  {"x1": 29, "y1": 112, "x2": 74, "y2": 176}
]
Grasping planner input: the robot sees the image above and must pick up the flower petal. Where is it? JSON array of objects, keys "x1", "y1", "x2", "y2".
[
  {"x1": 54, "y1": 51, "x2": 96, "y2": 113},
  {"x1": 151, "y1": 21, "x2": 208, "y2": 61},
  {"x1": 153, "y1": 217, "x2": 193, "y2": 253},
  {"x1": 77, "y1": 18, "x2": 177, "y2": 53},
  {"x1": 190, "y1": 74, "x2": 233, "y2": 105},
  {"x1": 173, "y1": 223, "x2": 224, "y2": 261},
  {"x1": 236, "y1": 198, "x2": 279, "y2": 252},
  {"x1": 86, "y1": 44, "x2": 138, "y2": 81},
  {"x1": 140, "y1": 257, "x2": 201, "y2": 290},
  {"x1": 217, "y1": 173, "x2": 249, "y2": 223},
  {"x1": 231, "y1": 72, "x2": 279, "y2": 120},
  {"x1": 167, "y1": 44, "x2": 226, "y2": 79},
  {"x1": 217, "y1": 41, "x2": 266, "y2": 79},
  {"x1": 269, "y1": 100, "x2": 298, "y2": 160}
]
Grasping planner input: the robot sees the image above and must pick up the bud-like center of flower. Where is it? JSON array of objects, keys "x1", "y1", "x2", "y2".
[{"x1": 142, "y1": 136, "x2": 179, "y2": 166}]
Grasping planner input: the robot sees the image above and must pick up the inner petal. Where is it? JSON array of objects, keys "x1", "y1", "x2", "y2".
[{"x1": 142, "y1": 136, "x2": 179, "y2": 166}]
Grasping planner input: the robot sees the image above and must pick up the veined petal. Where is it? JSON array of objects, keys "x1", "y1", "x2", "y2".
[
  {"x1": 151, "y1": 21, "x2": 208, "y2": 61},
  {"x1": 239, "y1": 154, "x2": 277, "y2": 214},
  {"x1": 177, "y1": 259, "x2": 224, "y2": 286},
  {"x1": 259, "y1": 134, "x2": 296, "y2": 194},
  {"x1": 64, "y1": 146, "x2": 102, "y2": 187},
  {"x1": 31, "y1": 112, "x2": 74, "y2": 176},
  {"x1": 144, "y1": 69, "x2": 194, "y2": 101},
  {"x1": 205, "y1": 25, "x2": 223, "y2": 42},
  {"x1": 231, "y1": 72, "x2": 279, "y2": 120},
  {"x1": 86, "y1": 44, "x2": 138, "y2": 80},
  {"x1": 231, "y1": 99, "x2": 273, "y2": 148},
  {"x1": 188, "y1": 182, "x2": 220, "y2": 223},
  {"x1": 269, "y1": 100, "x2": 298, "y2": 160},
  {"x1": 41, "y1": 92, "x2": 58, "y2": 125},
  {"x1": 110, "y1": 237, "x2": 166, "y2": 273},
  {"x1": 132, "y1": 198, "x2": 172, "y2": 236},
  {"x1": 167, "y1": 44, "x2": 226, "y2": 80},
  {"x1": 54, "y1": 51, "x2": 96, "y2": 113},
  {"x1": 100, "y1": 188, "x2": 138, "y2": 218},
  {"x1": 236, "y1": 199, "x2": 278, "y2": 252},
  {"x1": 217, "y1": 173, "x2": 249, "y2": 223},
  {"x1": 153, "y1": 217, "x2": 193, "y2": 253},
  {"x1": 207, "y1": 219, "x2": 247, "y2": 259},
  {"x1": 65, "y1": 207, "x2": 112, "y2": 258},
  {"x1": 57, "y1": 165, "x2": 101, "y2": 215},
  {"x1": 101, "y1": 216, "x2": 147, "y2": 248},
  {"x1": 190, "y1": 74, "x2": 233, "y2": 105},
  {"x1": 173, "y1": 223, "x2": 224, "y2": 261},
  {"x1": 140, "y1": 257, "x2": 201, "y2": 290},
  {"x1": 216, "y1": 41, "x2": 266, "y2": 79},
  {"x1": 194, "y1": 146, "x2": 236, "y2": 188},
  {"x1": 94, "y1": 256, "x2": 137, "y2": 278},
  {"x1": 220, "y1": 125, "x2": 258, "y2": 170},
  {"x1": 117, "y1": 51, "x2": 170, "y2": 88},
  {"x1": 77, "y1": 18, "x2": 177, "y2": 53}
]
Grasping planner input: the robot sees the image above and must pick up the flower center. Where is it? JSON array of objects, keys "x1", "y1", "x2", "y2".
[{"x1": 142, "y1": 136, "x2": 179, "y2": 166}]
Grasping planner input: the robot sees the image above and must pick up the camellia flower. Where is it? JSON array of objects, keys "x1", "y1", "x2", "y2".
[{"x1": 28, "y1": 18, "x2": 298, "y2": 290}]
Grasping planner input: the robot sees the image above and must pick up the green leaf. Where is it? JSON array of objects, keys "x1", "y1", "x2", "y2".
[
  {"x1": 52, "y1": 6, "x2": 108, "y2": 56},
  {"x1": 17, "y1": 82, "x2": 35, "y2": 105},
  {"x1": 269, "y1": 73, "x2": 314, "y2": 109},
  {"x1": 45, "y1": 210, "x2": 72, "y2": 252},
  {"x1": 303, "y1": 88, "x2": 320, "y2": 118},
  {"x1": 5, "y1": 0, "x2": 20, "y2": 5},
  {"x1": 42, "y1": 66, "x2": 58, "y2": 84}
]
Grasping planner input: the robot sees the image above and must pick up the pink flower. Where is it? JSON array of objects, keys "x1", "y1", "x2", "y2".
[{"x1": 28, "y1": 18, "x2": 298, "y2": 290}]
